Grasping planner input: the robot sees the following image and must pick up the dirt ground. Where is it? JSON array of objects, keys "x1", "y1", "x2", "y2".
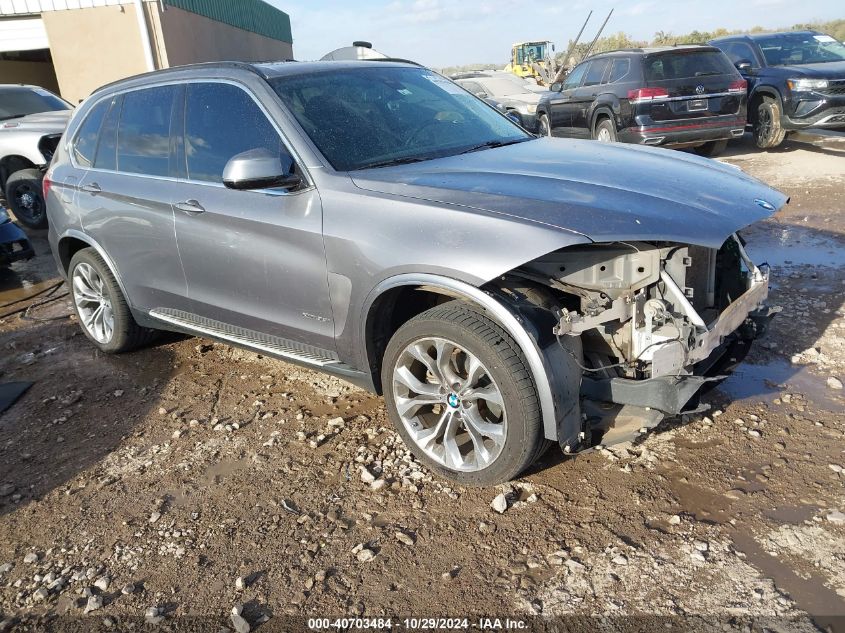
[{"x1": 1, "y1": 135, "x2": 844, "y2": 633}]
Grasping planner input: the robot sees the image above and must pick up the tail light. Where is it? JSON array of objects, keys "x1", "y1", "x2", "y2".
[
  {"x1": 42, "y1": 172, "x2": 53, "y2": 200},
  {"x1": 728, "y1": 79, "x2": 747, "y2": 93},
  {"x1": 627, "y1": 87, "x2": 669, "y2": 101}
]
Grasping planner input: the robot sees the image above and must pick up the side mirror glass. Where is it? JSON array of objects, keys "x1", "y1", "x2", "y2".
[
  {"x1": 550, "y1": 82, "x2": 562, "y2": 92},
  {"x1": 223, "y1": 148, "x2": 301, "y2": 191},
  {"x1": 735, "y1": 60, "x2": 753, "y2": 73},
  {"x1": 506, "y1": 112, "x2": 521, "y2": 125}
]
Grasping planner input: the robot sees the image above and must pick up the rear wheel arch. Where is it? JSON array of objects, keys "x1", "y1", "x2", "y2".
[{"x1": 57, "y1": 232, "x2": 133, "y2": 307}]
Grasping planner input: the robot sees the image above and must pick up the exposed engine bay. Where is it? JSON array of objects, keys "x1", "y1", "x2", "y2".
[{"x1": 509, "y1": 234, "x2": 778, "y2": 448}]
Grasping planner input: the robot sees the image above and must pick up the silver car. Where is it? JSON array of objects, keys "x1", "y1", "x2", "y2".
[{"x1": 46, "y1": 61, "x2": 786, "y2": 485}]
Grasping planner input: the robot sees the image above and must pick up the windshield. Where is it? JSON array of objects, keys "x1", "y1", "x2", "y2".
[
  {"x1": 757, "y1": 32, "x2": 845, "y2": 66},
  {"x1": 644, "y1": 50, "x2": 737, "y2": 81},
  {"x1": 270, "y1": 66, "x2": 531, "y2": 171},
  {"x1": 0, "y1": 86, "x2": 70, "y2": 121}
]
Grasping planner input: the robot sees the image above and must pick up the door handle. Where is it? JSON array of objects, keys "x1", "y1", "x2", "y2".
[
  {"x1": 175, "y1": 199, "x2": 205, "y2": 215},
  {"x1": 80, "y1": 182, "x2": 101, "y2": 194}
]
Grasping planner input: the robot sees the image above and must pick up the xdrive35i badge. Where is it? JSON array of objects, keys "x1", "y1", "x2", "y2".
[{"x1": 754, "y1": 199, "x2": 776, "y2": 211}]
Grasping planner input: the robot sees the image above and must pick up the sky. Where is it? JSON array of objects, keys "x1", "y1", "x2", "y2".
[{"x1": 268, "y1": 0, "x2": 843, "y2": 67}]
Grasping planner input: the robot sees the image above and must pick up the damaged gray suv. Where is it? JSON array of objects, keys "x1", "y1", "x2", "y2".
[{"x1": 46, "y1": 61, "x2": 786, "y2": 485}]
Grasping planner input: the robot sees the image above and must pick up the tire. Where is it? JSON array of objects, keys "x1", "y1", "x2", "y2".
[
  {"x1": 693, "y1": 139, "x2": 729, "y2": 157},
  {"x1": 537, "y1": 113, "x2": 552, "y2": 137},
  {"x1": 752, "y1": 95, "x2": 786, "y2": 149},
  {"x1": 5, "y1": 168, "x2": 47, "y2": 229},
  {"x1": 382, "y1": 302, "x2": 548, "y2": 485},
  {"x1": 68, "y1": 248, "x2": 157, "y2": 353},
  {"x1": 593, "y1": 116, "x2": 617, "y2": 142}
]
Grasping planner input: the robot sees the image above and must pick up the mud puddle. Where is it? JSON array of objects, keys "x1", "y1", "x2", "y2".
[
  {"x1": 743, "y1": 224, "x2": 845, "y2": 268},
  {"x1": 716, "y1": 359, "x2": 845, "y2": 413}
]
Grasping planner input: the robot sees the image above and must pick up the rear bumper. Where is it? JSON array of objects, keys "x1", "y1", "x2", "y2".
[
  {"x1": 0, "y1": 220, "x2": 35, "y2": 266},
  {"x1": 618, "y1": 117, "x2": 746, "y2": 146}
]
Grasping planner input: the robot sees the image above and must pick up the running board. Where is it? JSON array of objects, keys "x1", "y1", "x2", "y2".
[{"x1": 149, "y1": 308, "x2": 341, "y2": 367}]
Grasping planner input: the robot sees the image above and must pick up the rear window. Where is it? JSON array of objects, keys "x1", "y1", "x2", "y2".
[
  {"x1": 644, "y1": 50, "x2": 736, "y2": 81},
  {"x1": 0, "y1": 86, "x2": 70, "y2": 121}
]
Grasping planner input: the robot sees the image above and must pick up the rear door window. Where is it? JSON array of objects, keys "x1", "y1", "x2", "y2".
[
  {"x1": 183, "y1": 82, "x2": 286, "y2": 184},
  {"x1": 72, "y1": 99, "x2": 110, "y2": 167},
  {"x1": 582, "y1": 59, "x2": 611, "y2": 87},
  {"x1": 116, "y1": 85, "x2": 177, "y2": 177},
  {"x1": 644, "y1": 50, "x2": 736, "y2": 81}
]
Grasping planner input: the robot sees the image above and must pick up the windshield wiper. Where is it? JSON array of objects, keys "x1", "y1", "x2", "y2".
[
  {"x1": 357, "y1": 156, "x2": 429, "y2": 170},
  {"x1": 457, "y1": 138, "x2": 530, "y2": 155}
]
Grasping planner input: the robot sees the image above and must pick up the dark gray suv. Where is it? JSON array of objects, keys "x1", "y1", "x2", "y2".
[{"x1": 47, "y1": 60, "x2": 786, "y2": 485}]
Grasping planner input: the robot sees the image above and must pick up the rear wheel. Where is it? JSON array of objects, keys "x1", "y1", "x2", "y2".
[
  {"x1": 693, "y1": 139, "x2": 729, "y2": 157},
  {"x1": 5, "y1": 168, "x2": 47, "y2": 229},
  {"x1": 537, "y1": 113, "x2": 551, "y2": 137},
  {"x1": 382, "y1": 302, "x2": 548, "y2": 485},
  {"x1": 752, "y1": 96, "x2": 786, "y2": 149},
  {"x1": 69, "y1": 248, "x2": 157, "y2": 353},
  {"x1": 593, "y1": 117, "x2": 617, "y2": 143}
]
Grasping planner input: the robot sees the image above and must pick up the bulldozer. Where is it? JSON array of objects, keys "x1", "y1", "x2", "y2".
[{"x1": 505, "y1": 41, "x2": 555, "y2": 83}]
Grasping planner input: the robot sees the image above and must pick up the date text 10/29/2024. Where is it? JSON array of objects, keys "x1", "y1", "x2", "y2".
[{"x1": 308, "y1": 617, "x2": 529, "y2": 630}]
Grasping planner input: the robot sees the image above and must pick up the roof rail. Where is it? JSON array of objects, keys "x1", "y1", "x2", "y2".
[{"x1": 91, "y1": 61, "x2": 268, "y2": 94}]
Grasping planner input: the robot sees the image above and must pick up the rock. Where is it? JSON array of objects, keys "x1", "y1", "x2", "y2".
[
  {"x1": 827, "y1": 510, "x2": 845, "y2": 525},
  {"x1": 690, "y1": 551, "x2": 706, "y2": 564},
  {"x1": 395, "y1": 532, "x2": 414, "y2": 546},
  {"x1": 23, "y1": 552, "x2": 38, "y2": 564},
  {"x1": 370, "y1": 479, "x2": 387, "y2": 491},
  {"x1": 829, "y1": 464, "x2": 843, "y2": 474},
  {"x1": 827, "y1": 377, "x2": 843, "y2": 390},
  {"x1": 748, "y1": 429, "x2": 762, "y2": 438},
  {"x1": 84, "y1": 595, "x2": 103, "y2": 613},
  {"x1": 668, "y1": 515, "x2": 681, "y2": 525},
  {"x1": 94, "y1": 576, "x2": 110, "y2": 592},
  {"x1": 611, "y1": 554, "x2": 628, "y2": 566},
  {"x1": 121, "y1": 583, "x2": 136, "y2": 595},
  {"x1": 0, "y1": 484, "x2": 15, "y2": 497},
  {"x1": 491, "y1": 493, "x2": 508, "y2": 514},
  {"x1": 356, "y1": 548, "x2": 376, "y2": 563},
  {"x1": 693, "y1": 540, "x2": 709, "y2": 552},
  {"x1": 235, "y1": 576, "x2": 246, "y2": 591},
  {"x1": 478, "y1": 521, "x2": 497, "y2": 534},
  {"x1": 145, "y1": 606, "x2": 164, "y2": 624},
  {"x1": 158, "y1": 407, "x2": 168, "y2": 415},
  {"x1": 0, "y1": 563, "x2": 12, "y2": 573},
  {"x1": 149, "y1": 512, "x2": 161, "y2": 524},
  {"x1": 230, "y1": 607, "x2": 251, "y2": 633},
  {"x1": 360, "y1": 468, "x2": 376, "y2": 484},
  {"x1": 113, "y1": 390, "x2": 124, "y2": 398},
  {"x1": 32, "y1": 587, "x2": 49, "y2": 602}
]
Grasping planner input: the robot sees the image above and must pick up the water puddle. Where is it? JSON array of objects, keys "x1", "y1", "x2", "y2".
[
  {"x1": 716, "y1": 359, "x2": 845, "y2": 413},
  {"x1": 201, "y1": 458, "x2": 250, "y2": 486},
  {"x1": 765, "y1": 504, "x2": 819, "y2": 526},
  {"x1": 743, "y1": 225, "x2": 845, "y2": 268}
]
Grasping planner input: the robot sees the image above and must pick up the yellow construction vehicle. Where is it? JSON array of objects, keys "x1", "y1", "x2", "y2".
[{"x1": 505, "y1": 41, "x2": 554, "y2": 83}]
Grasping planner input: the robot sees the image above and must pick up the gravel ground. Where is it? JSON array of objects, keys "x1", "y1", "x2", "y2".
[{"x1": 1, "y1": 136, "x2": 844, "y2": 632}]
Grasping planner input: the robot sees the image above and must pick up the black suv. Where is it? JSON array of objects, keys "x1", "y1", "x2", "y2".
[
  {"x1": 710, "y1": 31, "x2": 845, "y2": 148},
  {"x1": 536, "y1": 46, "x2": 747, "y2": 156}
]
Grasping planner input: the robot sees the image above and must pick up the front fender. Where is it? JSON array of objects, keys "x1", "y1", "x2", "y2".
[{"x1": 360, "y1": 273, "x2": 580, "y2": 445}]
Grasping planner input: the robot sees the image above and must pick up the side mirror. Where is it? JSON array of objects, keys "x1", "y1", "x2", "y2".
[
  {"x1": 550, "y1": 82, "x2": 562, "y2": 92},
  {"x1": 506, "y1": 112, "x2": 521, "y2": 125},
  {"x1": 735, "y1": 60, "x2": 753, "y2": 73},
  {"x1": 222, "y1": 148, "x2": 301, "y2": 191}
]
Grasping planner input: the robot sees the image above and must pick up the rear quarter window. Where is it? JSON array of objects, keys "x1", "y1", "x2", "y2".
[
  {"x1": 607, "y1": 58, "x2": 631, "y2": 83},
  {"x1": 644, "y1": 51, "x2": 736, "y2": 81}
]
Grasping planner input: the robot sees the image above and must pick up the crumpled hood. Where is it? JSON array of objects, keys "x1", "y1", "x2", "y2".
[
  {"x1": 1, "y1": 110, "x2": 71, "y2": 133},
  {"x1": 351, "y1": 138, "x2": 788, "y2": 248}
]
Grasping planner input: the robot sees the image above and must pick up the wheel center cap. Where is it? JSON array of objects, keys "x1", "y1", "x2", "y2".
[
  {"x1": 20, "y1": 193, "x2": 34, "y2": 208},
  {"x1": 446, "y1": 393, "x2": 460, "y2": 408}
]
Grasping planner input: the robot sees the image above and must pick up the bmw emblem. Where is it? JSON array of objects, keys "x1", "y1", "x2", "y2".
[
  {"x1": 754, "y1": 198, "x2": 775, "y2": 211},
  {"x1": 447, "y1": 393, "x2": 460, "y2": 408}
]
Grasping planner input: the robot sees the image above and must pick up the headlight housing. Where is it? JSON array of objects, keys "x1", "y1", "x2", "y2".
[
  {"x1": 787, "y1": 78, "x2": 829, "y2": 91},
  {"x1": 525, "y1": 104, "x2": 537, "y2": 114}
]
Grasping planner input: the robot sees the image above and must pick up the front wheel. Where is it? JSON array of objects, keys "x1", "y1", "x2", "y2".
[
  {"x1": 5, "y1": 168, "x2": 47, "y2": 229},
  {"x1": 382, "y1": 302, "x2": 548, "y2": 485},
  {"x1": 753, "y1": 96, "x2": 786, "y2": 149},
  {"x1": 537, "y1": 113, "x2": 551, "y2": 137}
]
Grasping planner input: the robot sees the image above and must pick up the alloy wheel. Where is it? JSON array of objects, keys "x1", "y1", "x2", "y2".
[
  {"x1": 391, "y1": 337, "x2": 507, "y2": 472},
  {"x1": 597, "y1": 127, "x2": 613, "y2": 142},
  {"x1": 12, "y1": 183, "x2": 45, "y2": 225},
  {"x1": 72, "y1": 262, "x2": 115, "y2": 344}
]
